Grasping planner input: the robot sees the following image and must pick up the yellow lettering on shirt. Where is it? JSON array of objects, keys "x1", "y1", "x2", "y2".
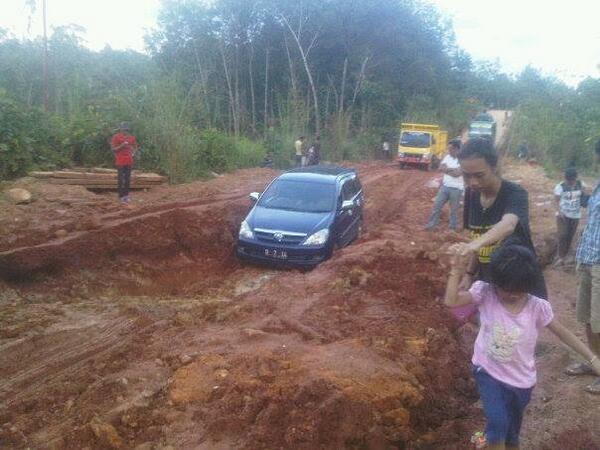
[{"x1": 470, "y1": 227, "x2": 499, "y2": 263}]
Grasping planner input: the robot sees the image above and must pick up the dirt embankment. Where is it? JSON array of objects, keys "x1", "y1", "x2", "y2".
[{"x1": 0, "y1": 160, "x2": 596, "y2": 449}]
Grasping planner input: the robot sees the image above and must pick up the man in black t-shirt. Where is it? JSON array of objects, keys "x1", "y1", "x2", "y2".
[{"x1": 453, "y1": 138, "x2": 547, "y2": 299}]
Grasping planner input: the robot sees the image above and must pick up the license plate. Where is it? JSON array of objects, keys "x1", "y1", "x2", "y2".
[{"x1": 264, "y1": 249, "x2": 288, "y2": 259}]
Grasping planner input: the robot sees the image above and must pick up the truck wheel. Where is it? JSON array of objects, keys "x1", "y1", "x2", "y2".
[{"x1": 399, "y1": 162, "x2": 406, "y2": 169}]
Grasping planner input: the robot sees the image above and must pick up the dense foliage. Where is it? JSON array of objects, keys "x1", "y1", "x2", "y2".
[{"x1": 0, "y1": 1, "x2": 598, "y2": 181}]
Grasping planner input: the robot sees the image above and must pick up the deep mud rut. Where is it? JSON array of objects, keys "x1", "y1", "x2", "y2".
[{"x1": 0, "y1": 161, "x2": 597, "y2": 449}]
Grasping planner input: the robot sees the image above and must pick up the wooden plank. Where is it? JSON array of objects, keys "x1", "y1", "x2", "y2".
[
  {"x1": 30, "y1": 171, "x2": 54, "y2": 178},
  {"x1": 90, "y1": 168, "x2": 118, "y2": 174},
  {"x1": 83, "y1": 184, "x2": 161, "y2": 190},
  {"x1": 50, "y1": 170, "x2": 166, "y2": 181},
  {"x1": 52, "y1": 171, "x2": 116, "y2": 179},
  {"x1": 135, "y1": 173, "x2": 166, "y2": 180},
  {"x1": 50, "y1": 179, "x2": 164, "y2": 186},
  {"x1": 50, "y1": 174, "x2": 165, "y2": 183}
]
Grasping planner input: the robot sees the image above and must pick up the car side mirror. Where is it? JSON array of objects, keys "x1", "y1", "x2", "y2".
[
  {"x1": 249, "y1": 192, "x2": 260, "y2": 202},
  {"x1": 341, "y1": 200, "x2": 354, "y2": 210}
]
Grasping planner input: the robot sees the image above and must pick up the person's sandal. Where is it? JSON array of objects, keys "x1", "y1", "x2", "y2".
[
  {"x1": 470, "y1": 431, "x2": 486, "y2": 449},
  {"x1": 585, "y1": 378, "x2": 600, "y2": 395},
  {"x1": 565, "y1": 362, "x2": 594, "y2": 376}
]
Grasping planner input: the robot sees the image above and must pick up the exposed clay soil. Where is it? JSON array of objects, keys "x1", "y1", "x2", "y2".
[{"x1": 0, "y1": 159, "x2": 598, "y2": 449}]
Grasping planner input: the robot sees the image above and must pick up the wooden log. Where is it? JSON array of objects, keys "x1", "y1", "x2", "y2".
[
  {"x1": 50, "y1": 170, "x2": 166, "y2": 182},
  {"x1": 90, "y1": 168, "x2": 118, "y2": 174},
  {"x1": 135, "y1": 173, "x2": 166, "y2": 180},
  {"x1": 83, "y1": 184, "x2": 162, "y2": 190},
  {"x1": 30, "y1": 171, "x2": 54, "y2": 178},
  {"x1": 50, "y1": 174, "x2": 164, "y2": 183},
  {"x1": 52, "y1": 171, "x2": 116, "y2": 179},
  {"x1": 50, "y1": 179, "x2": 164, "y2": 186}
]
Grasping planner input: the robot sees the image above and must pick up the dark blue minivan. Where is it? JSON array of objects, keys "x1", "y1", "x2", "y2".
[{"x1": 236, "y1": 165, "x2": 364, "y2": 267}]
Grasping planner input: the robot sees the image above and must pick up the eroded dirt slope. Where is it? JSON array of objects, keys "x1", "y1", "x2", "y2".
[
  {"x1": 1, "y1": 160, "x2": 597, "y2": 449},
  {"x1": 0, "y1": 162, "x2": 482, "y2": 449}
]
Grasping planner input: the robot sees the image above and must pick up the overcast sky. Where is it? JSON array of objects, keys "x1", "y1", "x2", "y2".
[{"x1": 1, "y1": 0, "x2": 599, "y2": 86}]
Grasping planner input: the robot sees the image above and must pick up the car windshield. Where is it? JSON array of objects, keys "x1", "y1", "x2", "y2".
[
  {"x1": 471, "y1": 122, "x2": 493, "y2": 130},
  {"x1": 258, "y1": 179, "x2": 336, "y2": 213},
  {"x1": 474, "y1": 113, "x2": 494, "y2": 122},
  {"x1": 400, "y1": 132, "x2": 431, "y2": 148}
]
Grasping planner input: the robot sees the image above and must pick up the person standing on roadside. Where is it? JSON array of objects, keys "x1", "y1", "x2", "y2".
[
  {"x1": 294, "y1": 136, "x2": 305, "y2": 167},
  {"x1": 452, "y1": 138, "x2": 547, "y2": 300},
  {"x1": 382, "y1": 140, "x2": 390, "y2": 160},
  {"x1": 110, "y1": 122, "x2": 137, "y2": 206},
  {"x1": 307, "y1": 135, "x2": 321, "y2": 166},
  {"x1": 565, "y1": 141, "x2": 600, "y2": 394},
  {"x1": 554, "y1": 167, "x2": 587, "y2": 266},
  {"x1": 425, "y1": 139, "x2": 463, "y2": 231}
]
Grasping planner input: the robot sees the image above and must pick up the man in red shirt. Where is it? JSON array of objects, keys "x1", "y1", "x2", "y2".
[{"x1": 110, "y1": 122, "x2": 137, "y2": 205}]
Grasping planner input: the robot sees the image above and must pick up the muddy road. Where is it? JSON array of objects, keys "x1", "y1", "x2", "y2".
[{"x1": 0, "y1": 160, "x2": 597, "y2": 449}]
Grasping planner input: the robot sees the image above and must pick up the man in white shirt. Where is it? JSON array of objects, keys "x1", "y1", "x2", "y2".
[
  {"x1": 382, "y1": 140, "x2": 390, "y2": 160},
  {"x1": 425, "y1": 139, "x2": 464, "y2": 231},
  {"x1": 554, "y1": 167, "x2": 587, "y2": 266},
  {"x1": 294, "y1": 136, "x2": 305, "y2": 167}
]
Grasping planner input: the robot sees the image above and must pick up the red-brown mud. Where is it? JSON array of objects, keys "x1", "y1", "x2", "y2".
[{"x1": 0, "y1": 160, "x2": 596, "y2": 449}]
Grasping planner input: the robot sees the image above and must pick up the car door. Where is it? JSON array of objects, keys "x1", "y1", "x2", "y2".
[
  {"x1": 337, "y1": 178, "x2": 359, "y2": 246},
  {"x1": 345, "y1": 177, "x2": 363, "y2": 241},
  {"x1": 353, "y1": 176, "x2": 364, "y2": 224}
]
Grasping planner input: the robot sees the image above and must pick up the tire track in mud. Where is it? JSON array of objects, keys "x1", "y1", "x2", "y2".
[{"x1": 0, "y1": 317, "x2": 141, "y2": 408}]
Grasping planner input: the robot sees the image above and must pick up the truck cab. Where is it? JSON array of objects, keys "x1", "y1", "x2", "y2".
[
  {"x1": 397, "y1": 123, "x2": 448, "y2": 170},
  {"x1": 468, "y1": 121, "x2": 496, "y2": 141},
  {"x1": 468, "y1": 112, "x2": 496, "y2": 141}
]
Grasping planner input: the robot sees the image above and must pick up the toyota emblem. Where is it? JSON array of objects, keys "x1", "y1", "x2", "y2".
[{"x1": 274, "y1": 232, "x2": 284, "y2": 242}]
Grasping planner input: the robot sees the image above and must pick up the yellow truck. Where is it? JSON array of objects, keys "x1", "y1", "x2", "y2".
[{"x1": 397, "y1": 123, "x2": 448, "y2": 170}]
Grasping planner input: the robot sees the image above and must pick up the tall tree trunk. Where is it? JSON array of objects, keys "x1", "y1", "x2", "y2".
[
  {"x1": 263, "y1": 48, "x2": 269, "y2": 135},
  {"x1": 249, "y1": 43, "x2": 257, "y2": 136},
  {"x1": 350, "y1": 56, "x2": 369, "y2": 109},
  {"x1": 284, "y1": 37, "x2": 297, "y2": 98},
  {"x1": 42, "y1": 0, "x2": 49, "y2": 111},
  {"x1": 339, "y1": 58, "x2": 348, "y2": 115},
  {"x1": 220, "y1": 45, "x2": 238, "y2": 136},
  {"x1": 234, "y1": 43, "x2": 241, "y2": 137},
  {"x1": 284, "y1": 36, "x2": 299, "y2": 130},
  {"x1": 281, "y1": 15, "x2": 320, "y2": 136},
  {"x1": 193, "y1": 46, "x2": 212, "y2": 127}
]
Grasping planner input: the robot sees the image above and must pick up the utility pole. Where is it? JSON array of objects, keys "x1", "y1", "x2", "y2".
[{"x1": 42, "y1": 0, "x2": 48, "y2": 111}]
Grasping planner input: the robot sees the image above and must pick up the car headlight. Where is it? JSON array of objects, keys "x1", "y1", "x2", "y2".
[
  {"x1": 398, "y1": 152, "x2": 405, "y2": 157},
  {"x1": 422, "y1": 153, "x2": 431, "y2": 160},
  {"x1": 302, "y1": 229, "x2": 329, "y2": 246},
  {"x1": 239, "y1": 220, "x2": 254, "y2": 240}
]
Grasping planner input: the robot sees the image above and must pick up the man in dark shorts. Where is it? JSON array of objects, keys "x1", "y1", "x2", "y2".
[
  {"x1": 110, "y1": 122, "x2": 137, "y2": 206},
  {"x1": 453, "y1": 138, "x2": 547, "y2": 299}
]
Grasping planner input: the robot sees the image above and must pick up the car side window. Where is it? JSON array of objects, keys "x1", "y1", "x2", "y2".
[
  {"x1": 342, "y1": 180, "x2": 354, "y2": 201},
  {"x1": 354, "y1": 177, "x2": 362, "y2": 195}
]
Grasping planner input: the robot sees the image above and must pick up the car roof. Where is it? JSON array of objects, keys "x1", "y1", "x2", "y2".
[{"x1": 279, "y1": 165, "x2": 356, "y2": 184}]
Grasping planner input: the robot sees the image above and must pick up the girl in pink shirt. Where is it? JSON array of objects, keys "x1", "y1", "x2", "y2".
[{"x1": 445, "y1": 244, "x2": 600, "y2": 449}]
